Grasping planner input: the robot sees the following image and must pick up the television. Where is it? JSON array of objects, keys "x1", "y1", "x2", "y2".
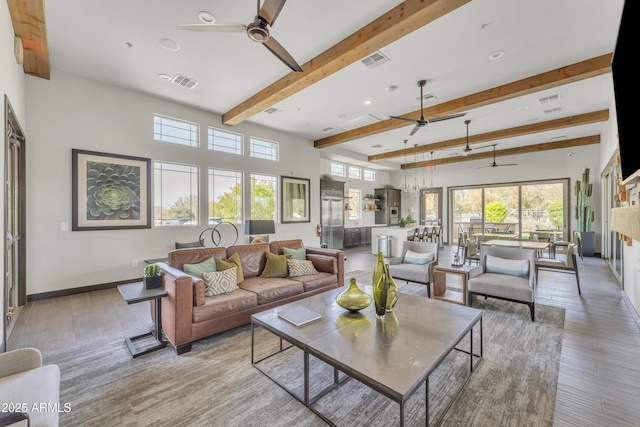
[{"x1": 612, "y1": 0, "x2": 636, "y2": 183}]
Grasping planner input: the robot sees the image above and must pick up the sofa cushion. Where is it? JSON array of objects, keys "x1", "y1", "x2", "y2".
[
  {"x1": 202, "y1": 267, "x2": 239, "y2": 296},
  {"x1": 388, "y1": 263, "x2": 429, "y2": 284},
  {"x1": 226, "y1": 243, "x2": 269, "y2": 278},
  {"x1": 289, "y1": 272, "x2": 337, "y2": 292},
  {"x1": 269, "y1": 239, "x2": 304, "y2": 255},
  {"x1": 468, "y1": 273, "x2": 533, "y2": 302},
  {"x1": 238, "y1": 276, "x2": 304, "y2": 304},
  {"x1": 403, "y1": 250, "x2": 434, "y2": 265},
  {"x1": 217, "y1": 252, "x2": 244, "y2": 283},
  {"x1": 192, "y1": 289, "x2": 258, "y2": 323},
  {"x1": 282, "y1": 247, "x2": 306, "y2": 260},
  {"x1": 261, "y1": 251, "x2": 289, "y2": 278},
  {"x1": 183, "y1": 257, "x2": 217, "y2": 277},
  {"x1": 486, "y1": 254, "x2": 529, "y2": 278},
  {"x1": 287, "y1": 259, "x2": 318, "y2": 277}
]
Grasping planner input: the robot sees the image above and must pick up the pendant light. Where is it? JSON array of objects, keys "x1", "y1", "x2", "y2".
[
  {"x1": 402, "y1": 140, "x2": 409, "y2": 193},
  {"x1": 422, "y1": 150, "x2": 426, "y2": 189},
  {"x1": 429, "y1": 151, "x2": 434, "y2": 188},
  {"x1": 411, "y1": 144, "x2": 420, "y2": 198}
]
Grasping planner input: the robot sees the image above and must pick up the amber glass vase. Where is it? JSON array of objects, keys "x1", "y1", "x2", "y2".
[{"x1": 336, "y1": 277, "x2": 372, "y2": 312}]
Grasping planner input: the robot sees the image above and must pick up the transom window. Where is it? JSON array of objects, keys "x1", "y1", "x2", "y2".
[
  {"x1": 153, "y1": 114, "x2": 198, "y2": 147},
  {"x1": 348, "y1": 166, "x2": 361, "y2": 180},
  {"x1": 208, "y1": 168, "x2": 243, "y2": 224},
  {"x1": 250, "y1": 137, "x2": 278, "y2": 161},
  {"x1": 363, "y1": 169, "x2": 375, "y2": 182},
  {"x1": 208, "y1": 127, "x2": 243, "y2": 155},
  {"x1": 331, "y1": 162, "x2": 345, "y2": 177},
  {"x1": 154, "y1": 162, "x2": 199, "y2": 226}
]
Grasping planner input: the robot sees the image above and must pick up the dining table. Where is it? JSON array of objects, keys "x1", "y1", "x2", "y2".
[{"x1": 481, "y1": 239, "x2": 551, "y2": 252}]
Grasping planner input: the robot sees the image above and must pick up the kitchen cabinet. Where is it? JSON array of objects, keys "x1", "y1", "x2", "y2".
[
  {"x1": 344, "y1": 228, "x2": 361, "y2": 248},
  {"x1": 360, "y1": 227, "x2": 372, "y2": 246}
]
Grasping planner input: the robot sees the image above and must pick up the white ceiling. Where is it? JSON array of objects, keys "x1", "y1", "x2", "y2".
[{"x1": 44, "y1": 0, "x2": 625, "y2": 170}]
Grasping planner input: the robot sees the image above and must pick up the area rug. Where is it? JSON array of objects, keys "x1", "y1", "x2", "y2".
[{"x1": 45, "y1": 270, "x2": 564, "y2": 427}]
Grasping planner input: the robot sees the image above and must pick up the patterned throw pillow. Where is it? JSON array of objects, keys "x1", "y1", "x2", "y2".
[
  {"x1": 282, "y1": 247, "x2": 306, "y2": 260},
  {"x1": 485, "y1": 255, "x2": 529, "y2": 278},
  {"x1": 183, "y1": 257, "x2": 217, "y2": 277},
  {"x1": 202, "y1": 267, "x2": 239, "y2": 297},
  {"x1": 287, "y1": 259, "x2": 319, "y2": 277},
  {"x1": 403, "y1": 250, "x2": 434, "y2": 265},
  {"x1": 216, "y1": 252, "x2": 244, "y2": 283}
]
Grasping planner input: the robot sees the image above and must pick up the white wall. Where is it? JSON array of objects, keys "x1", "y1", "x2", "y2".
[
  {"x1": 25, "y1": 70, "x2": 321, "y2": 295},
  {"x1": 390, "y1": 144, "x2": 601, "y2": 245},
  {"x1": 1, "y1": 3, "x2": 27, "y2": 347}
]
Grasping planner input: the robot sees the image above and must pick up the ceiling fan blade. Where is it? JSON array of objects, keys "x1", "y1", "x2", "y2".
[
  {"x1": 259, "y1": 0, "x2": 287, "y2": 26},
  {"x1": 177, "y1": 23, "x2": 246, "y2": 33},
  {"x1": 428, "y1": 112, "x2": 467, "y2": 123},
  {"x1": 409, "y1": 124, "x2": 422, "y2": 136},
  {"x1": 389, "y1": 116, "x2": 418, "y2": 123},
  {"x1": 263, "y1": 37, "x2": 303, "y2": 72},
  {"x1": 497, "y1": 163, "x2": 518, "y2": 166}
]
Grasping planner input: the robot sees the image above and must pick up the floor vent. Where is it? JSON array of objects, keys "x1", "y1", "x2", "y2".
[
  {"x1": 172, "y1": 75, "x2": 199, "y2": 89},
  {"x1": 360, "y1": 51, "x2": 390, "y2": 69}
]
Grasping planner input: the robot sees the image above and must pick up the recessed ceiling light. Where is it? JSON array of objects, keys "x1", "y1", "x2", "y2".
[
  {"x1": 198, "y1": 11, "x2": 216, "y2": 24},
  {"x1": 518, "y1": 106, "x2": 529, "y2": 111},
  {"x1": 338, "y1": 114, "x2": 348, "y2": 119},
  {"x1": 363, "y1": 100, "x2": 372, "y2": 105},
  {"x1": 160, "y1": 38, "x2": 180, "y2": 51},
  {"x1": 157, "y1": 73, "x2": 172, "y2": 81},
  {"x1": 386, "y1": 85, "x2": 399, "y2": 92},
  {"x1": 489, "y1": 50, "x2": 505, "y2": 60}
]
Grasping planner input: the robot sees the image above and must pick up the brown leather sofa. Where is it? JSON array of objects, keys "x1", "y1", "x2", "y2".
[{"x1": 158, "y1": 239, "x2": 344, "y2": 354}]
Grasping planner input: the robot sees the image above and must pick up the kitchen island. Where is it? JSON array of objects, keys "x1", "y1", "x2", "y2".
[{"x1": 371, "y1": 226, "x2": 417, "y2": 257}]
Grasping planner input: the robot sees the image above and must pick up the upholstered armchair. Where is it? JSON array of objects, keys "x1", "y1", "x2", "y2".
[
  {"x1": 387, "y1": 241, "x2": 439, "y2": 297},
  {"x1": 468, "y1": 245, "x2": 537, "y2": 320}
]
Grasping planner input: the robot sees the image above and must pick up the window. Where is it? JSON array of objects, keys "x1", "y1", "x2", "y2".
[
  {"x1": 153, "y1": 114, "x2": 198, "y2": 147},
  {"x1": 348, "y1": 166, "x2": 361, "y2": 180},
  {"x1": 209, "y1": 169, "x2": 243, "y2": 224},
  {"x1": 348, "y1": 189, "x2": 360, "y2": 220},
  {"x1": 250, "y1": 137, "x2": 278, "y2": 160},
  {"x1": 363, "y1": 168, "x2": 375, "y2": 182},
  {"x1": 208, "y1": 127, "x2": 243, "y2": 155},
  {"x1": 331, "y1": 162, "x2": 345, "y2": 177},
  {"x1": 154, "y1": 162, "x2": 199, "y2": 226},
  {"x1": 250, "y1": 173, "x2": 277, "y2": 220}
]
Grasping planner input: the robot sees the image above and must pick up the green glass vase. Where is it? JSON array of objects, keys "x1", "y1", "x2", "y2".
[
  {"x1": 384, "y1": 263, "x2": 398, "y2": 312},
  {"x1": 373, "y1": 252, "x2": 388, "y2": 318},
  {"x1": 336, "y1": 277, "x2": 372, "y2": 312}
]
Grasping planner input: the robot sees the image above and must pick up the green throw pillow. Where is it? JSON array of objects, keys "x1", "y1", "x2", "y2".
[
  {"x1": 183, "y1": 257, "x2": 217, "y2": 277},
  {"x1": 261, "y1": 251, "x2": 289, "y2": 278},
  {"x1": 216, "y1": 252, "x2": 244, "y2": 283},
  {"x1": 282, "y1": 247, "x2": 306, "y2": 260}
]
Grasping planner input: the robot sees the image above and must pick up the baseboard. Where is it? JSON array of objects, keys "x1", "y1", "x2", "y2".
[{"x1": 27, "y1": 278, "x2": 141, "y2": 302}]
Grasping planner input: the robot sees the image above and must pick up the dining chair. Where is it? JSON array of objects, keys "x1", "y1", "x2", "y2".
[{"x1": 407, "y1": 227, "x2": 419, "y2": 242}]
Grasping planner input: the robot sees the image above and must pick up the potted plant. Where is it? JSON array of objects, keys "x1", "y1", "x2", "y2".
[
  {"x1": 575, "y1": 167, "x2": 595, "y2": 256},
  {"x1": 143, "y1": 264, "x2": 162, "y2": 289}
]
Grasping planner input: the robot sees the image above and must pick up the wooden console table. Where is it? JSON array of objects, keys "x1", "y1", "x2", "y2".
[{"x1": 432, "y1": 264, "x2": 474, "y2": 306}]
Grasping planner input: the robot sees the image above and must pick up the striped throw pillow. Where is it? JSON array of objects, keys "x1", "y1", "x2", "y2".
[{"x1": 485, "y1": 255, "x2": 529, "y2": 278}]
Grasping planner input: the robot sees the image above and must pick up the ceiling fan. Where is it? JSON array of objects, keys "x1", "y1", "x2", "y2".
[
  {"x1": 462, "y1": 119, "x2": 494, "y2": 156},
  {"x1": 390, "y1": 80, "x2": 466, "y2": 136},
  {"x1": 478, "y1": 144, "x2": 518, "y2": 168},
  {"x1": 176, "y1": 0, "x2": 303, "y2": 72}
]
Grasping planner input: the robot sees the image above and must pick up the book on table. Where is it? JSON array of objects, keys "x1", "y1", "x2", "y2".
[{"x1": 277, "y1": 305, "x2": 322, "y2": 327}]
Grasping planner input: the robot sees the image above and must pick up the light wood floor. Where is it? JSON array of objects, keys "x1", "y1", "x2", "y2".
[{"x1": 8, "y1": 245, "x2": 640, "y2": 426}]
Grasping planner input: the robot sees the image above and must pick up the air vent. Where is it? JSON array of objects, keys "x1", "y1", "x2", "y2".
[
  {"x1": 172, "y1": 74, "x2": 199, "y2": 89},
  {"x1": 537, "y1": 94, "x2": 561, "y2": 105},
  {"x1": 372, "y1": 144, "x2": 384, "y2": 148},
  {"x1": 263, "y1": 107, "x2": 282, "y2": 115},
  {"x1": 543, "y1": 107, "x2": 563, "y2": 115},
  {"x1": 551, "y1": 135, "x2": 567, "y2": 140},
  {"x1": 338, "y1": 114, "x2": 382, "y2": 131},
  {"x1": 416, "y1": 93, "x2": 437, "y2": 102},
  {"x1": 360, "y1": 51, "x2": 390, "y2": 69},
  {"x1": 321, "y1": 127, "x2": 340, "y2": 133}
]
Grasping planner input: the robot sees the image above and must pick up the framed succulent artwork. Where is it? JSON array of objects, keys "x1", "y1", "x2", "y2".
[{"x1": 72, "y1": 149, "x2": 151, "y2": 231}]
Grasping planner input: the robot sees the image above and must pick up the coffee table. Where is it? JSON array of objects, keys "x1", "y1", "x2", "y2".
[{"x1": 251, "y1": 288, "x2": 482, "y2": 426}]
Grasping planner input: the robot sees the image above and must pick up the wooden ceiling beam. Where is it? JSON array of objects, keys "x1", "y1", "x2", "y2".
[
  {"x1": 222, "y1": 0, "x2": 470, "y2": 126},
  {"x1": 315, "y1": 54, "x2": 613, "y2": 149},
  {"x1": 402, "y1": 135, "x2": 600, "y2": 169},
  {"x1": 369, "y1": 109, "x2": 609, "y2": 161},
  {"x1": 7, "y1": 0, "x2": 50, "y2": 80}
]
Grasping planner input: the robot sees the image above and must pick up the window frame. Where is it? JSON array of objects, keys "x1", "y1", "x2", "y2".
[
  {"x1": 208, "y1": 127, "x2": 243, "y2": 155},
  {"x1": 249, "y1": 137, "x2": 279, "y2": 161},
  {"x1": 153, "y1": 114, "x2": 199, "y2": 147}
]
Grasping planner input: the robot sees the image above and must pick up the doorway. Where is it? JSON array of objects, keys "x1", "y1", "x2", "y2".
[{"x1": 4, "y1": 96, "x2": 27, "y2": 352}]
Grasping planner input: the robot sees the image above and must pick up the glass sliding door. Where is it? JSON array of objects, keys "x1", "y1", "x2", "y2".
[
  {"x1": 452, "y1": 188, "x2": 482, "y2": 243},
  {"x1": 484, "y1": 185, "x2": 519, "y2": 237},
  {"x1": 521, "y1": 181, "x2": 568, "y2": 242}
]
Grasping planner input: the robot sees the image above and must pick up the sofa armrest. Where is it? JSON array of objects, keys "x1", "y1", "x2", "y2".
[
  {"x1": 0, "y1": 348, "x2": 42, "y2": 378},
  {"x1": 389, "y1": 256, "x2": 402, "y2": 265},
  {"x1": 159, "y1": 265, "x2": 197, "y2": 348},
  {"x1": 306, "y1": 254, "x2": 337, "y2": 274},
  {"x1": 469, "y1": 265, "x2": 484, "y2": 279},
  {"x1": 306, "y1": 247, "x2": 345, "y2": 286}
]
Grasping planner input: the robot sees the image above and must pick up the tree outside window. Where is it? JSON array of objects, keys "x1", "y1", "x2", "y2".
[{"x1": 250, "y1": 173, "x2": 277, "y2": 220}]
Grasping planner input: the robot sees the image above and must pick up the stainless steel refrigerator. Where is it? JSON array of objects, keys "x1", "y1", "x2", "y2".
[{"x1": 320, "y1": 190, "x2": 344, "y2": 250}]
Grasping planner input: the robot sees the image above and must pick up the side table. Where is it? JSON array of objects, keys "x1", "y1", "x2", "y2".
[
  {"x1": 117, "y1": 282, "x2": 168, "y2": 358},
  {"x1": 432, "y1": 264, "x2": 474, "y2": 306}
]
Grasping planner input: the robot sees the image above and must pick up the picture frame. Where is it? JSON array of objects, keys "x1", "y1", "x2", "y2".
[
  {"x1": 72, "y1": 149, "x2": 151, "y2": 231},
  {"x1": 281, "y1": 176, "x2": 310, "y2": 223}
]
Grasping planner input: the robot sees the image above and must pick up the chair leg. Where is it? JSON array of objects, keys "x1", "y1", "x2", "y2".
[
  {"x1": 575, "y1": 270, "x2": 581, "y2": 295},
  {"x1": 529, "y1": 302, "x2": 535, "y2": 321}
]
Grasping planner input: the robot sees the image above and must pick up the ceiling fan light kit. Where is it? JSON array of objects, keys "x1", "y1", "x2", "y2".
[
  {"x1": 390, "y1": 80, "x2": 467, "y2": 136},
  {"x1": 402, "y1": 139, "x2": 409, "y2": 193},
  {"x1": 177, "y1": 0, "x2": 302, "y2": 72}
]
